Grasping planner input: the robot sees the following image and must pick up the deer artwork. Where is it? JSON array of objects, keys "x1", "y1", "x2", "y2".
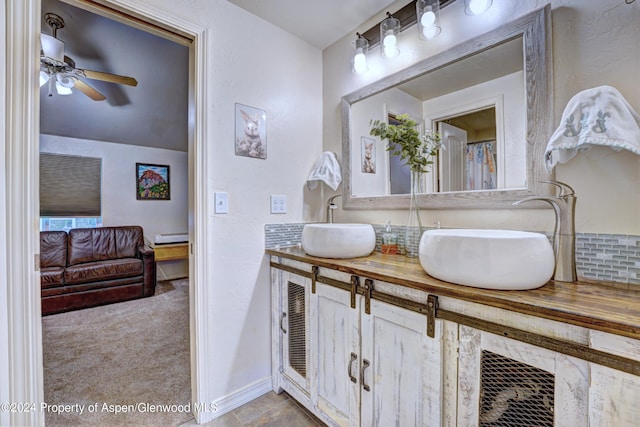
[{"x1": 236, "y1": 109, "x2": 265, "y2": 158}]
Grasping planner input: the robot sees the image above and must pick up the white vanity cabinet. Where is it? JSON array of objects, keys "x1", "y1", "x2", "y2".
[
  {"x1": 313, "y1": 274, "x2": 443, "y2": 427},
  {"x1": 270, "y1": 250, "x2": 640, "y2": 427},
  {"x1": 456, "y1": 325, "x2": 589, "y2": 426},
  {"x1": 359, "y1": 294, "x2": 442, "y2": 427},
  {"x1": 588, "y1": 331, "x2": 640, "y2": 427},
  {"x1": 312, "y1": 280, "x2": 360, "y2": 425},
  {"x1": 271, "y1": 258, "x2": 443, "y2": 427},
  {"x1": 271, "y1": 267, "x2": 313, "y2": 405}
]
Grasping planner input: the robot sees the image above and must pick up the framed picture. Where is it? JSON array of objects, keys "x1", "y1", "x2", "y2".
[
  {"x1": 235, "y1": 103, "x2": 267, "y2": 159},
  {"x1": 136, "y1": 163, "x2": 170, "y2": 200},
  {"x1": 361, "y1": 136, "x2": 376, "y2": 174}
]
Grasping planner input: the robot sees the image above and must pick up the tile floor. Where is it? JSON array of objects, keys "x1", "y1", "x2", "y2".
[{"x1": 180, "y1": 391, "x2": 326, "y2": 427}]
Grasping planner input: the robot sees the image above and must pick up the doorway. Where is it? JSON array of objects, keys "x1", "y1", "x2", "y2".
[
  {"x1": 436, "y1": 106, "x2": 498, "y2": 192},
  {"x1": 3, "y1": 0, "x2": 209, "y2": 425},
  {"x1": 39, "y1": 1, "x2": 192, "y2": 424}
]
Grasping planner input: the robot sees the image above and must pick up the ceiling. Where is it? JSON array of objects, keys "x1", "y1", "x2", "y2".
[
  {"x1": 227, "y1": 0, "x2": 399, "y2": 49},
  {"x1": 396, "y1": 36, "x2": 524, "y2": 101},
  {"x1": 40, "y1": 0, "x2": 189, "y2": 151},
  {"x1": 40, "y1": 0, "x2": 399, "y2": 152}
]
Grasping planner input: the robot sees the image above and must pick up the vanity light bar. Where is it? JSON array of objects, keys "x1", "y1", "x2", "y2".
[{"x1": 360, "y1": 0, "x2": 456, "y2": 48}]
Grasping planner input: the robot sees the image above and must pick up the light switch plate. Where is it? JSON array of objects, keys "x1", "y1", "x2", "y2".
[
  {"x1": 214, "y1": 192, "x2": 228, "y2": 214},
  {"x1": 270, "y1": 194, "x2": 287, "y2": 214}
]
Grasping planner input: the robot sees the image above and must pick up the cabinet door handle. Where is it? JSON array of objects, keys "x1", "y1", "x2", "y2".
[
  {"x1": 280, "y1": 312, "x2": 287, "y2": 333},
  {"x1": 361, "y1": 359, "x2": 371, "y2": 392},
  {"x1": 348, "y1": 352, "x2": 358, "y2": 383}
]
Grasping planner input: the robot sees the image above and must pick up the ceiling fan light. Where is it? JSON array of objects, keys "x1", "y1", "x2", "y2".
[
  {"x1": 55, "y1": 81, "x2": 73, "y2": 95},
  {"x1": 40, "y1": 34, "x2": 64, "y2": 63},
  {"x1": 39, "y1": 70, "x2": 50, "y2": 87},
  {"x1": 56, "y1": 73, "x2": 76, "y2": 88}
]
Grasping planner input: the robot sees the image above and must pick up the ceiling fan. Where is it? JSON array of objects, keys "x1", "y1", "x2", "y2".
[{"x1": 40, "y1": 12, "x2": 138, "y2": 101}]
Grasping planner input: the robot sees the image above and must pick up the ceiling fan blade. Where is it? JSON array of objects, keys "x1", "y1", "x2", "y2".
[
  {"x1": 74, "y1": 79, "x2": 107, "y2": 101},
  {"x1": 81, "y1": 69, "x2": 138, "y2": 86}
]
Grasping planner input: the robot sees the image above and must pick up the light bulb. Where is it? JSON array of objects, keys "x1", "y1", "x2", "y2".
[
  {"x1": 39, "y1": 70, "x2": 50, "y2": 87},
  {"x1": 382, "y1": 33, "x2": 399, "y2": 57},
  {"x1": 421, "y1": 10, "x2": 436, "y2": 27},
  {"x1": 353, "y1": 52, "x2": 368, "y2": 74},
  {"x1": 353, "y1": 35, "x2": 369, "y2": 74},
  {"x1": 55, "y1": 82, "x2": 73, "y2": 95},
  {"x1": 467, "y1": 0, "x2": 491, "y2": 15},
  {"x1": 417, "y1": 1, "x2": 441, "y2": 41},
  {"x1": 383, "y1": 33, "x2": 396, "y2": 48},
  {"x1": 380, "y1": 15, "x2": 400, "y2": 58},
  {"x1": 56, "y1": 73, "x2": 76, "y2": 88},
  {"x1": 422, "y1": 25, "x2": 440, "y2": 40}
]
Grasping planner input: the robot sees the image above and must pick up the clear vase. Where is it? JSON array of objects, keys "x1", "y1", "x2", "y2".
[{"x1": 405, "y1": 171, "x2": 424, "y2": 257}]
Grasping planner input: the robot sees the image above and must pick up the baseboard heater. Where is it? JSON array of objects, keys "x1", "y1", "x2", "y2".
[{"x1": 154, "y1": 233, "x2": 188, "y2": 245}]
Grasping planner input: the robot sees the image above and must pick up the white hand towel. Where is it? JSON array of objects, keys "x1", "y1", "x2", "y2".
[
  {"x1": 544, "y1": 85, "x2": 640, "y2": 172},
  {"x1": 306, "y1": 151, "x2": 342, "y2": 191}
]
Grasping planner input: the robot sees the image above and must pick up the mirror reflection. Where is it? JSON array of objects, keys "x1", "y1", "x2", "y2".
[
  {"x1": 438, "y1": 107, "x2": 497, "y2": 192},
  {"x1": 350, "y1": 36, "x2": 525, "y2": 198}
]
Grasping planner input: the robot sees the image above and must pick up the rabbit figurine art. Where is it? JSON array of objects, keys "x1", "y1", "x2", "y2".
[
  {"x1": 236, "y1": 109, "x2": 266, "y2": 159},
  {"x1": 362, "y1": 140, "x2": 375, "y2": 173}
]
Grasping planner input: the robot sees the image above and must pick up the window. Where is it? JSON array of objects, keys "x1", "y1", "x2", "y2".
[
  {"x1": 40, "y1": 153, "x2": 102, "y2": 231},
  {"x1": 40, "y1": 217, "x2": 103, "y2": 232}
]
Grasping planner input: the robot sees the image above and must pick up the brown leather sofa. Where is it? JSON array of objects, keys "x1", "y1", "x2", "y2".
[{"x1": 40, "y1": 226, "x2": 156, "y2": 315}]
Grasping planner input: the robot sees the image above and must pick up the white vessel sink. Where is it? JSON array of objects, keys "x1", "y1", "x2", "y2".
[
  {"x1": 302, "y1": 223, "x2": 376, "y2": 259},
  {"x1": 419, "y1": 229, "x2": 555, "y2": 290}
]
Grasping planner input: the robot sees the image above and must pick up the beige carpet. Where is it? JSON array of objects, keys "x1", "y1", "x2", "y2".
[{"x1": 42, "y1": 279, "x2": 192, "y2": 427}]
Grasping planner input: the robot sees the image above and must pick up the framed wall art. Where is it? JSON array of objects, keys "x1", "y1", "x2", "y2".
[
  {"x1": 361, "y1": 136, "x2": 376, "y2": 174},
  {"x1": 136, "y1": 163, "x2": 170, "y2": 200},
  {"x1": 235, "y1": 103, "x2": 267, "y2": 159}
]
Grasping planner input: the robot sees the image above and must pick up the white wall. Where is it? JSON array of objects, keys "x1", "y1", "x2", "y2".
[
  {"x1": 324, "y1": 0, "x2": 640, "y2": 235},
  {"x1": 423, "y1": 71, "x2": 526, "y2": 189},
  {"x1": 40, "y1": 134, "x2": 188, "y2": 242},
  {"x1": 351, "y1": 88, "x2": 422, "y2": 197},
  {"x1": 40, "y1": 134, "x2": 189, "y2": 280},
  {"x1": 1, "y1": 0, "x2": 322, "y2": 423},
  {"x1": 111, "y1": 0, "x2": 323, "y2": 413}
]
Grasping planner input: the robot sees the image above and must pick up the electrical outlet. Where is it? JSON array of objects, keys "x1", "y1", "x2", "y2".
[{"x1": 270, "y1": 195, "x2": 287, "y2": 214}]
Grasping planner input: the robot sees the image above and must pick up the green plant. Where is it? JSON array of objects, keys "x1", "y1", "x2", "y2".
[{"x1": 369, "y1": 113, "x2": 442, "y2": 174}]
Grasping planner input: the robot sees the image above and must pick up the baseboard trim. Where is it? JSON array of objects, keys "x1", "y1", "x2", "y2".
[{"x1": 196, "y1": 376, "x2": 272, "y2": 424}]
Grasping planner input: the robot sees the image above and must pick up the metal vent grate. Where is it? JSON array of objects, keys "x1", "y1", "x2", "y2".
[
  {"x1": 287, "y1": 281, "x2": 306, "y2": 378},
  {"x1": 479, "y1": 350, "x2": 555, "y2": 426}
]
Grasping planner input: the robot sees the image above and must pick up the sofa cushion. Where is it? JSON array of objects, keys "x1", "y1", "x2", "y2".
[
  {"x1": 41, "y1": 267, "x2": 65, "y2": 288},
  {"x1": 64, "y1": 258, "x2": 144, "y2": 285},
  {"x1": 40, "y1": 231, "x2": 67, "y2": 268},
  {"x1": 68, "y1": 226, "x2": 143, "y2": 266},
  {"x1": 115, "y1": 226, "x2": 144, "y2": 259}
]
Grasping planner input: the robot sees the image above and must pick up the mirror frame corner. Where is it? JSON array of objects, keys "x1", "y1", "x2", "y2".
[{"x1": 342, "y1": 5, "x2": 553, "y2": 210}]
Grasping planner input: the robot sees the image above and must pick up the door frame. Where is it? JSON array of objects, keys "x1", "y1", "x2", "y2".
[
  {"x1": 3, "y1": 0, "x2": 211, "y2": 425},
  {"x1": 426, "y1": 95, "x2": 506, "y2": 190}
]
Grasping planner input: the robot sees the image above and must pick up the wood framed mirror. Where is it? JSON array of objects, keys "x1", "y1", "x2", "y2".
[{"x1": 341, "y1": 6, "x2": 552, "y2": 209}]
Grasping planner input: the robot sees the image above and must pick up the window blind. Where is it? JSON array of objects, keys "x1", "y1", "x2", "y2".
[{"x1": 40, "y1": 153, "x2": 102, "y2": 217}]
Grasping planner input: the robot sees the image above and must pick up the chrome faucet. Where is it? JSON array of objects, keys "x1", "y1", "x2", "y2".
[
  {"x1": 326, "y1": 194, "x2": 342, "y2": 223},
  {"x1": 513, "y1": 180, "x2": 577, "y2": 282}
]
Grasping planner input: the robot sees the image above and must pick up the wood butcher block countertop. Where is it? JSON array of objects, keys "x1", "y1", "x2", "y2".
[{"x1": 267, "y1": 247, "x2": 640, "y2": 341}]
